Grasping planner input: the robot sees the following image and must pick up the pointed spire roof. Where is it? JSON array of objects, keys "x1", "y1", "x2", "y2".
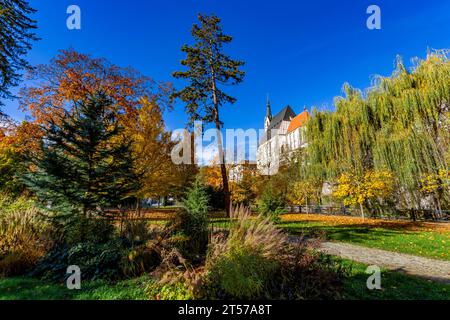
[{"x1": 265, "y1": 95, "x2": 272, "y2": 120}]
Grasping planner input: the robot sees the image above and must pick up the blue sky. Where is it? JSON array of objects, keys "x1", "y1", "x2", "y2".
[{"x1": 3, "y1": 0, "x2": 450, "y2": 134}]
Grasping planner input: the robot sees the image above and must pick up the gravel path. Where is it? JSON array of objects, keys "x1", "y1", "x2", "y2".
[{"x1": 288, "y1": 236, "x2": 450, "y2": 284}]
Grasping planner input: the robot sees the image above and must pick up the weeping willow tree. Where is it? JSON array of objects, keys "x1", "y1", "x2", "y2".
[{"x1": 305, "y1": 50, "x2": 450, "y2": 211}]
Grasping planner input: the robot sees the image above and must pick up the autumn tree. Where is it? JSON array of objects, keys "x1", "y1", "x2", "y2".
[
  {"x1": 172, "y1": 14, "x2": 245, "y2": 215},
  {"x1": 18, "y1": 50, "x2": 176, "y2": 205},
  {"x1": 0, "y1": 0, "x2": 38, "y2": 114},
  {"x1": 0, "y1": 120, "x2": 23, "y2": 194},
  {"x1": 420, "y1": 170, "x2": 450, "y2": 217},
  {"x1": 333, "y1": 171, "x2": 395, "y2": 218},
  {"x1": 0, "y1": 118, "x2": 41, "y2": 195},
  {"x1": 287, "y1": 179, "x2": 321, "y2": 207},
  {"x1": 19, "y1": 49, "x2": 172, "y2": 126},
  {"x1": 128, "y1": 96, "x2": 176, "y2": 204},
  {"x1": 24, "y1": 92, "x2": 138, "y2": 239}
]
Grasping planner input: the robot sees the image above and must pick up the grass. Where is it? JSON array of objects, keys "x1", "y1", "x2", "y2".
[
  {"x1": 0, "y1": 276, "x2": 151, "y2": 300},
  {"x1": 342, "y1": 259, "x2": 450, "y2": 300},
  {"x1": 279, "y1": 214, "x2": 450, "y2": 261},
  {"x1": 1, "y1": 262, "x2": 449, "y2": 300}
]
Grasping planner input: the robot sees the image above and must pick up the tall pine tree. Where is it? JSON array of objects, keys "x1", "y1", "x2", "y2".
[
  {"x1": 24, "y1": 92, "x2": 138, "y2": 226},
  {"x1": 172, "y1": 14, "x2": 245, "y2": 215},
  {"x1": 0, "y1": 0, "x2": 38, "y2": 113}
]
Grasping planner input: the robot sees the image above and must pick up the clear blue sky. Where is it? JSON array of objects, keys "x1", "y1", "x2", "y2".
[{"x1": 3, "y1": 0, "x2": 450, "y2": 133}]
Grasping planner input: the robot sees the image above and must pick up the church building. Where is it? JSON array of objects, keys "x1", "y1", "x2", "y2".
[{"x1": 256, "y1": 99, "x2": 309, "y2": 175}]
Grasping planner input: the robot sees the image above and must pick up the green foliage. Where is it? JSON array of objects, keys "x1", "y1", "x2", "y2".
[
  {"x1": 0, "y1": 193, "x2": 37, "y2": 215},
  {"x1": 172, "y1": 14, "x2": 245, "y2": 125},
  {"x1": 24, "y1": 92, "x2": 139, "y2": 239},
  {"x1": 31, "y1": 239, "x2": 130, "y2": 281},
  {"x1": 64, "y1": 217, "x2": 115, "y2": 245},
  {"x1": 121, "y1": 242, "x2": 161, "y2": 277},
  {"x1": 172, "y1": 14, "x2": 246, "y2": 214},
  {"x1": 207, "y1": 246, "x2": 278, "y2": 299},
  {"x1": 0, "y1": 0, "x2": 38, "y2": 110},
  {"x1": 183, "y1": 179, "x2": 210, "y2": 217},
  {"x1": 171, "y1": 179, "x2": 210, "y2": 259},
  {"x1": 305, "y1": 51, "x2": 450, "y2": 210},
  {"x1": 200, "y1": 206, "x2": 347, "y2": 300},
  {"x1": 147, "y1": 281, "x2": 194, "y2": 300},
  {"x1": 0, "y1": 144, "x2": 26, "y2": 195},
  {"x1": 201, "y1": 206, "x2": 287, "y2": 299},
  {"x1": 256, "y1": 183, "x2": 287, "y2": 221}
]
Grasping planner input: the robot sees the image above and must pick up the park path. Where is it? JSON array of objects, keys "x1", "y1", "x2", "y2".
[{"x1": 288, "y1": 236, "x2": 450, "y2": 284}]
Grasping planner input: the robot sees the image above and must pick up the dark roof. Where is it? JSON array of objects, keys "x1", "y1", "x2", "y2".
[
  {"x1": 267, "y1": 105, "x2": 296, "y2": 132},
  {"x1": 261, "y1": 105, "x2": 297, "y2": 142}
]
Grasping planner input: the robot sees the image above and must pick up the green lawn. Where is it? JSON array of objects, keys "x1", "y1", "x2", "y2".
[
  {"x1": 1, "y1": 262, "x2": 449, "y2": 300},
  {"x1": 279, "y1": 220, "x2": 450, "y2": 261},
  {"x1": 342, "y1": 260, "x2": 450, "y2": 300},
  {"x1": 0, "y1": 277, "x2": 150, "y2": 300}
]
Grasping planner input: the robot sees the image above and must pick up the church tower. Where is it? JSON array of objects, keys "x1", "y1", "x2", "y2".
[{"x1": 264, "y1": 97, "x2": 272, "y2": 131}]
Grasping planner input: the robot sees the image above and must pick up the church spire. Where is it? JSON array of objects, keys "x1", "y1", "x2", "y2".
[
  {"x1": 264, "y1": 95, "x2": 272, "y2": 131},
  {"x1": 265, "y1": 95, "x2": 272, "y2": 121}
]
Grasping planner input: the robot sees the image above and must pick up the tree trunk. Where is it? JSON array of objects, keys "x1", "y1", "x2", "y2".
[
  {"x1": 435, "y1": 196, "x2": 442, "y2": 220},
  {"x1": 214, "y1": 118, "x2": 231, "y2": 216},
  {"x1": 136, "y1": 198, "x2": 142, "y2": 216},
  {"x1": 359, "y1": 202, "x2": 365, "y2": 219},
  {"x1": 210, "y1": 63, "x2": 231, "y2": 216}
]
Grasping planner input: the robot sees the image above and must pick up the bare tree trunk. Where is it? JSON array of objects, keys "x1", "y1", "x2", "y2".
[
  {"x1": 359, "y1": 202, "x2": 365, "y2": 219},
  {"x1": 210, "y1": 64, "x2": 231, "y2": 216},
  {"x1": 435, "y1": 196, "x2": 442, "y2": 220}
]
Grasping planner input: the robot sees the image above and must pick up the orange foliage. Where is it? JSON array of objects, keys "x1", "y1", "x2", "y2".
[
  {"x1": 281, "y1": 214, "x2": 450, "y2": 233},
  {"x1": 19, "y1": 49, "x2": 173, "y2": 126}
]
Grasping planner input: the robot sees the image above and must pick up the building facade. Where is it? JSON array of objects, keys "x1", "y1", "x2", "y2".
[{"x1": 256, "y1": 100, "x2": 309, "y2": 175}]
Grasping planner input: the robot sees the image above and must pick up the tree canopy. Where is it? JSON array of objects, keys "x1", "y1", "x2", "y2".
[
  {"x1": 0, "y1": 0, "x2": 38, "y2": 113},
  {"x1": 305, "y1": 51, "x2": 450, "y2": 210}
]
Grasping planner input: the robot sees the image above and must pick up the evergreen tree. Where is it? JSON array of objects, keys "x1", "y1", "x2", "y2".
[
  {"x1": 0, "y1": 0, "x2": 38, "y2": 113},
  {"x1": 24, "y1": 92, "x2": 138, "y2": 228},
  {"x1": 172, "y1": 14, "x2": 245, "y2": 216},
  {"x1": 172, "y1": 178, "x2": 210, "y2": 258}
]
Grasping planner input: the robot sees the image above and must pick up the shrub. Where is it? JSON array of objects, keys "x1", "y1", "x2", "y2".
[
  {"x1": 256, "y1": 183, "x2": 287, "y2": 222},
  {"x1": 121, "y1": 241, "x2": 161, "y2": 277},
  {"x1": 31, "y1": 227, "x2": 163, "y2": 282},
  {"x1": 121, "y1": 218, "x2": 152, "y2": 244},
  {"x1": 147, "y1": 281, "x2": 194, "y2": 300},
  {"x1": 63, "y1": 216, "x2": 115, "y2": 245},
  {"x1": 207, "y1": 246, "x2": 278, "y2": 299},
  {"x1": 199, "y1": 205, "x2": 348, "y2": 300},
  {"x1": 0, "y1": 194, "x2": 35, "y2": 214},
  {"x1": 201, "y1": 205, "x2": 287, "y2": 299},
  {"x1": 0, "y1": 252, "x2": 36, "y2": 277},
  {"x1": 0, "y1": 196, "x2": 55, "y2": 277},
  {"x1": 269, "y1": 240, "x2": 350, "y2": 300},
  {"x1": 31, "y1": 239, "x2": 129, "y2": 281},
  {"x1": 170, "y1": 179, "x2": 210, "y2": 259}
]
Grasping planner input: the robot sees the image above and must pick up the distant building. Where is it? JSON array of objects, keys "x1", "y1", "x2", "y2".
[
  {"x1": 256, "y1": 99, "x2": 309, "y2": 175},
  {"x1": 228, "y1": 160, "x2": 257, "y2": 183}
]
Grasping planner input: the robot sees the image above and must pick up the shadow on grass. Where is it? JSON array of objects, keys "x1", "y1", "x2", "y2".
[
  {"x1": 342, "y1": 261, "x2": 450, "y2": 300},
  {"x1": 0, "y1": 277, "x2": 150, "y2": 300},
  {"x1": 0, "y1": 277, "x2": 72, "y2": 300},
  {"x1": 278, "y1": 220, "x2": 403, "y2": 245}
]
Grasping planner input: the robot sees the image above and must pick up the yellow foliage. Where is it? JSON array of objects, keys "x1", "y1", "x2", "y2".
[
  {"x1": 333, "y1": 170, "x2": 395, "y2": 207},
  {"x1": 420, "y1": 170, "x2": 450, "y2": 195},
  {"x1": 287, "y1": 180, "x2": 318, "y2": 206}
]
